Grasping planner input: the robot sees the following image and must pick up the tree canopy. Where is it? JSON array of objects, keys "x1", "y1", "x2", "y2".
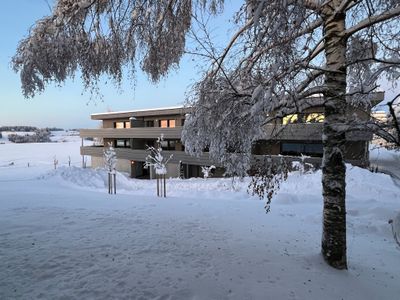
[{"x1": 12, "y1": 0, "x2": 223, "y2": 98}]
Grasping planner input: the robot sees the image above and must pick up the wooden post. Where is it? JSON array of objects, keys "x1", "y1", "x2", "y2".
[
  {"x1": 113, "y1": 173, "x2": 116, "y2": 194},
  {"x1": 163, "y1": 174, "x2": 166, "y2": 198},
  {"x1": 81, "y1": 138, "x2": 85, "y2": 168},
  {"x1": 156, "y1": 174, "x2": 160, "y2": 197},
  {"x1": 108, "y1": 173, "x2": 109, "y2": 194}
]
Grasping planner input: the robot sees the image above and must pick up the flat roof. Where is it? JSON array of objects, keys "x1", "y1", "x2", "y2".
[
  {"x1": 91, "y1": 91, "x2": 385, "y2": 120},
  {"x1": 91, "y1": 106, "x2": 192, "y2": 120}
]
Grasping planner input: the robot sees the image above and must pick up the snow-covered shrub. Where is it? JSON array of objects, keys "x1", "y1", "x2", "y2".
[
  {"x1": 248, "y1": 156, "x2": 289, "y2": 212},
  {"x1": 103, "y1": 142, "x2": 117, "y2": 172},
  {"x1": 201, "y1": 165, "x2": 215, "y2": 179},
  {"x1": 144, "y1": 135, "x2": 172, "y2": 175},
  {"x1": 291, "y1": 154, "x2": 314, "y2": 174}
]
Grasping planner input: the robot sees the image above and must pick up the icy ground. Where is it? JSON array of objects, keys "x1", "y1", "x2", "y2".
[{"x1": 0, "y1": 133, "x2": 399, "y2": 299}]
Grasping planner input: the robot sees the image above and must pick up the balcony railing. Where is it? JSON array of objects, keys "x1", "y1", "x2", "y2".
[
  {"x1": 80, "y1": 146, "x2": 367, "y2": 168},
  {"x1": 80, "y1": 123, "x2": 372, "y2": 142},
  {"x1": 262, "y1": 123, "x2": 372, "y2": 141},
  {"x1": 80, "y1": 146, "x2": 218, "y2": 166},
  {"x1": 80, "y1": 127, "x2": 182, "y2": 139}
]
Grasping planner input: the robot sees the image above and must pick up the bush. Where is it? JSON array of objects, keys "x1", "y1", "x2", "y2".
[{"x1": 8, "y1": 129, "x2": 51, "y2": 143}]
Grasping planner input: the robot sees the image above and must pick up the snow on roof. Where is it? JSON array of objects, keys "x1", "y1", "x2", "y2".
[{"x1": 91, "y1": 106, "x2": 187, "y2": 117}]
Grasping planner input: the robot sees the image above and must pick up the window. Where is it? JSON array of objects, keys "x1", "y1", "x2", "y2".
[
  {"x1": 160, "y1": 140, "x2": 168, "y2": 149},
  {"x1": 305, "y1": 113, "x2": 324, "y2": 123},
  {"x1": 159, "y1": 140, "x2": 179, "y2": 150},
  {"x1": 159, "y1": 119, "x2": 176, "y2": 128},
  {"x1": 125, "y1": 121, "x2": 131, "y2": 128},
  {"x1": 282, "y1": 113, "x2": 324, "y2": 124},
  {"x1": 114, "y1": 122, "x2": 125, "y2": 129},
  {"x1": 145, "y1": 120, "x2": 154, "y2": 127},
  {"x1": 160, "y1": 120, "x2": 168, "y2": 128},
  {"x1": 115, "y1": 139, "x2": 130, "y2": 148},
  {"x1": 281, "y1": 142, "x2": 323, "y2": 157},
  {"x1": 282, "y1": 114, "x2": 299, "y2": 125}
]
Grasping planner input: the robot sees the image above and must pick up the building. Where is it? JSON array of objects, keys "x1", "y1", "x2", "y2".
[
  {"x1": 80, "y1": 106, "x2": 212, "y2": 178},
  {"x1": 80, "y1": 93, "x2": 384, "y2": 178}
]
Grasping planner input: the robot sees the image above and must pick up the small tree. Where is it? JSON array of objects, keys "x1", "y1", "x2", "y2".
[
  {"x1": 144, "y1": 135, "x2": 173, "y2": 197},
  {"x1": 104, "y1": 142, "x2": 117, "y2": 194},
  {"x1": 201, "y1": 165, "x2": 215, "y2": 179}
]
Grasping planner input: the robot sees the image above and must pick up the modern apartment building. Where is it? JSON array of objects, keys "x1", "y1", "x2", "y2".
[{"x1": 80, "y1": 93, "x2": 384, "y2": 178}]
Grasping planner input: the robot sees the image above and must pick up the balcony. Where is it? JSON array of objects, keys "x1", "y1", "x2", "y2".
[
  {"x1": 80, "y1": 127, "x2": 182, "y2": 139},
  {"x1": 81, "y1": 146, "x2": 366, "y2": 168},
  {"x1": 263, "y1": 123, "x2": 372, "y2": 141},
  {"x1": 80, "y1": 123, "x2": 372, "y2": 142},
  {"x1": 80, "y1": 146, "x2": 218, "y2": 166}
]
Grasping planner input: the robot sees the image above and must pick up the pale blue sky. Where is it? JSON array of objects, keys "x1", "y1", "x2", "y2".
[
  {"x1": 0, "y1": 0, "x2": 239, "y2": 129},
  {"x1": 0, "y1": 1, "x2": 397, "y2": 129}
]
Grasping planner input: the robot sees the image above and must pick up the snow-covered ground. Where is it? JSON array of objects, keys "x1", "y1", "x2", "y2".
[
  {"x1": 370, "y1": 146, "x2": 400, "y2": 182},
  {"x1": 0, "y1": 134, "x2": 399, "y2": 299}
]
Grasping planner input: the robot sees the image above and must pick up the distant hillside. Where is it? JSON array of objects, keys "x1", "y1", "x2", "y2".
[
  {"x1": 0, "y1": 126, "x2": 38, "y2": 132},
  {"x1": 0, "y1": 126, "x2": 64, "y2": 132}
]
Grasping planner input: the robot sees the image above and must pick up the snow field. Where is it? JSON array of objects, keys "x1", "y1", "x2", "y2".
[{"x1": 0, "y1": 134, "x2": 399, "y2": 299}]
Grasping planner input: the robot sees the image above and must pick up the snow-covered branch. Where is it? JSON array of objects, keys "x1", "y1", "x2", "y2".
[{"x1": 345, "y1": 6, "x2": 400, "y2": 38}]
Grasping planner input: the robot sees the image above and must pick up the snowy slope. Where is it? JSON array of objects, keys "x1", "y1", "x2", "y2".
[{"x1": 0, "y1": 135, "x2": 399, "y2": 300}]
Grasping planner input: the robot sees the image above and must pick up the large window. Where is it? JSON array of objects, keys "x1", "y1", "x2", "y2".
[
  {"x1": 145, "y1": 120, "x2": 154, "y2": 127},
  {"x1": 115, "y1": 139, "x2": 130, "y2": 148},
  {"x1": 282, "y1": 113, "x2": 324, "y2": 125},
  {"x1": 159, "y1": 140, "x2": 178, "y2": 150},
  {"x1": 114, "y1": 121, "x2": 131, "y2": 128},
  {"x1": 281, "y1": 142, "x2": 323, "y2": 157},
  {"x1": 160, "y1": 120, "x2": 168, "y2": 128},
  {"x1": 282, "y1": 114, "x2": 299, "y2": 124},
  {"x1": 305, "y1": 113, "x2": 324, "y2": 123},
  {"x1": 114, "y1": 122, "x2": 125, "y2": 128},
  {"x1": 159, "y1": 119, "x2": 176, "y2": 128}
]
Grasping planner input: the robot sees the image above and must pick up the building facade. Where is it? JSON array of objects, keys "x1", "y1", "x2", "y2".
[{"x1": 80, "y1": 93, "x2": 384, "y2": 178}]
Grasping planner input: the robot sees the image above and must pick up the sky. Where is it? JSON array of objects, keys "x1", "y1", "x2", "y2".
[
  {"x1": 0, "y1": 0, "x2": 239, "y2": 129},
  {"x1": 0, "y1": 1, "x2": 398, "y2": 129}
]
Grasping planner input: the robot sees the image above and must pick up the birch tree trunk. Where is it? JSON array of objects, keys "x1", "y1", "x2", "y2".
[{"x1": 321, "y1": 3, "x2": 347, "y2": 269}]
